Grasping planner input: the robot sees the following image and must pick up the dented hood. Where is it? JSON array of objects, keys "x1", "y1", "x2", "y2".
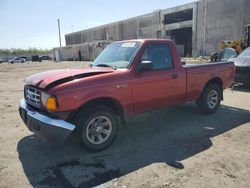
[{"x1": 25, "y1": 68, "x2": 113, "y2": 90}]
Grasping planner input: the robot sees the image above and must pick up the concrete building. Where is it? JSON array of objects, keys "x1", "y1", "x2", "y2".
[{"x1": 55, "y1": 0, "x2": 250, "y2": 61}]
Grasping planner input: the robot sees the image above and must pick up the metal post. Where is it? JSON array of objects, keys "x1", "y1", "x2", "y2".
[
  {"x1": 203, "y1": 0, "x2": 207, "y2": 56},
  {"x1": 57, "y1": 19, "x2": 62, "y2": 47},
  {"x1": 136, "y1": 18, "x2": 140, "y2": 39}
]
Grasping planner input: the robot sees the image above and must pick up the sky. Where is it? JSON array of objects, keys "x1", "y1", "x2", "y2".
[{"x1": 0, "y1": 0, "x2": 197, "y2": 49}]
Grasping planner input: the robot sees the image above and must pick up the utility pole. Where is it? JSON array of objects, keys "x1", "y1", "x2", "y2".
[{"x1": 57, "y1": 19, "x2": 62, "y2": 47}]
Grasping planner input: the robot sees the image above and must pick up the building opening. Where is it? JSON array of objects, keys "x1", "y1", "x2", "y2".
[
  {"x1": 79, "y1": 51, "x2": 82, "y2": 61},
  {"x1": 166, "y1": 27, "x2": 192, "y2": 57},
  {"x1": 164, "y1": 9, "x2": 193, "y2": 24}
]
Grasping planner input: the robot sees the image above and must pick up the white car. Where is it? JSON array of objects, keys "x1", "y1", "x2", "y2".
[
  {"x1": 8, "y1": 57, "x2": 25, "y2": 64},
  {"x1": 229, "y1": 47, "x2": 250, "y2": 86}
]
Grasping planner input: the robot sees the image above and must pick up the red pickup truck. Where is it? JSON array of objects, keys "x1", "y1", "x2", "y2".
[{"x1": 19, "y1": 39, "x2": 235, "y2": 151}]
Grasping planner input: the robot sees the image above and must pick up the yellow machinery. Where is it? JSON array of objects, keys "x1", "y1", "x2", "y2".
[
  {"x1": 218, "y1": 40, "x2": 244, "y2": 54},
  {"x1": 211, "y1": 24, "x2": 250, "y2": 61}
]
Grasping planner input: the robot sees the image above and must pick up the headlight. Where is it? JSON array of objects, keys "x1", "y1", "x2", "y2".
[{"x1": 41, "y1": 92, "x2": 58, "y2": 111}]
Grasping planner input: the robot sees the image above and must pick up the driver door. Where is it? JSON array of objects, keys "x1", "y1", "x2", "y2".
[{"x1": 131, "y1": 43, "x2": 185, "y2": 114}]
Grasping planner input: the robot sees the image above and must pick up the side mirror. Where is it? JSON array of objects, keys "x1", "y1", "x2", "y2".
[
  {"x1": 230, "y1": 54, "x2": 237, "y2": 58},
  {"x1": 138, "y1": 60, "x2": 153, "y2": 72},
  {"x1": 181, "y1": 61, "x2": 186, "y2": 65}
]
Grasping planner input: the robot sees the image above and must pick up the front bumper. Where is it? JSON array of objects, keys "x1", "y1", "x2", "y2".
[{"x1": 19, "y1": 99, "x2": 76, "y2": 145}]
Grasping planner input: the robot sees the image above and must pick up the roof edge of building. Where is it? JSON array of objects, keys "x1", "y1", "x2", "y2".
[{"x1": 65, "y1": 1, "x2": 199, "y2": 37}]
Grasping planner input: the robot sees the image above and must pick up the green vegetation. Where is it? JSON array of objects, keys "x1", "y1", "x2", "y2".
[{"x1": 0, "y1": 48, "x2": 52, "y2": 56}]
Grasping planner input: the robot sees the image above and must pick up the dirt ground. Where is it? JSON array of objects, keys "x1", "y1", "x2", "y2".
[{"x1": 0, "y1": 61, "x2": 250, "y2": 188}]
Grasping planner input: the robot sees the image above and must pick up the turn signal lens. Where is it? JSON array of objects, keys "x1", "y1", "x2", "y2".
[{"x1": 46, "y1": 96, "x2": 57, "y2": 111}]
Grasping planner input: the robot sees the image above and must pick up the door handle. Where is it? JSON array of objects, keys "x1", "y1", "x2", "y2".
[{"x1": 172, "y1": 74, "x2": 178, "y2": 79}]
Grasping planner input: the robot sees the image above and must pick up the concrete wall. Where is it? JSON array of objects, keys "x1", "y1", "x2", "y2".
[
  {"x1": 54, "y1": 41, "x2": 111, "y2": 61},
  {"x1": 65, "y1": 11, "x2": 161, "y2": 46},
  {"x1": 62, "y1": 0, "x2": 250, "y2": 58},
  {"x1": 196, "y1": 0, "x2": 250, "y2": 56},
  {"x1": 62, "y1": 11, "x2": 163, "y2": 60}
]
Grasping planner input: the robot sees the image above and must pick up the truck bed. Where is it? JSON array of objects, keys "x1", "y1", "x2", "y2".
[
  {"x1": 183, "y1": 61, "x2": 233, "y2": 68},
  {"x1": 183, "y1": 61, "x2": 235, "y2": 101}
]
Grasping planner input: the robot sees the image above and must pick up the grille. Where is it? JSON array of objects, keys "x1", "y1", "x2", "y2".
[{"x1": 25, "y1": 86, "x2": 41, "y2": 106}]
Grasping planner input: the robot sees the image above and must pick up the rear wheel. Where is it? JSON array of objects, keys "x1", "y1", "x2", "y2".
[
  {"x1": 74, "y1": 106, "x2": 119, "y2": 152},
  {"x1": 196, "y1": 83, "x2": 222, "y2": 114}
]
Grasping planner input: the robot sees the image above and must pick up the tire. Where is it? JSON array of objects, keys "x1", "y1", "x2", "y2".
[
  {"x1": 196, "y1": 83, "x2": 222, "y2": 114},
  {"x1": 74, "y1": 106, "x2": 119, "y2": 152}
]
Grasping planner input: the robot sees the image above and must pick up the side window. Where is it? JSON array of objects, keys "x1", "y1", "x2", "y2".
[
  {"x1": 141, "y1": 44, "x2": 173, "y2": 70},
  {"x1": 222, "y1": 48, "x2": 237, "y2": 60}
]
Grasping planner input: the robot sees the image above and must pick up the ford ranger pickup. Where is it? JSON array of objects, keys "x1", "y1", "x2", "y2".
[{"x1": 19, "y1": 39, "x2": 235, "y2": 151}]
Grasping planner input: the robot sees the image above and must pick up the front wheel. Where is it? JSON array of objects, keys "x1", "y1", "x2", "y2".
[
  {"x1": 75, "y1": 106, "x2": 119, "y2": 152},
  {"x1": 196, "y1": 83, "x2": 222, "y2": 114}
]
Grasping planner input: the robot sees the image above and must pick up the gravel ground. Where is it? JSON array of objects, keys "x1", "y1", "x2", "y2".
[{"x1": 0, "y1": 61, "x2": 249, "y2": 188}]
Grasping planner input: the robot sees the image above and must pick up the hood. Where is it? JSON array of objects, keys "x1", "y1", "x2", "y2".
[
  {"x1": 25, "y1": 68, "x2": 113, "y2": 91},
  {"x1": 229, "y1": 57, "x2": 250, "y2": 67}
]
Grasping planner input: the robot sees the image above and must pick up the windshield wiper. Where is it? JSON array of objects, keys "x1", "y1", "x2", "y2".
[{"x1": 96, "y1": 64, "x2": 117, "y2": 70}]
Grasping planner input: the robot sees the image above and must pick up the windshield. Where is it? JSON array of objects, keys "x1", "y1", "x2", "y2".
[
  {"x1": 238, "y1": 47, "x2": 250, "y2": 58},
  {"x1": 92, "y1": 42, "x2": 142, "y2": 69}
]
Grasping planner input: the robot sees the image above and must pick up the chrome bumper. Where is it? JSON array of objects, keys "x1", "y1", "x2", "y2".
[{"x1": 19, "y1": 99, "x2": 76, "y2": 145}]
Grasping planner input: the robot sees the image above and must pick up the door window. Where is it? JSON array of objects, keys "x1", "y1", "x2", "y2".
[
  {"x1": 141, "y1": 44, "x2": 173, "y2": 70},
  {"x1": 221, "y1": 48, "x2": 237, "y2": 60}
]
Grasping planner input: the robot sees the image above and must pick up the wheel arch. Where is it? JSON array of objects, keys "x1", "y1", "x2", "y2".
[
  {"x1": 68, "y1": 97, "x2": 126, "y2": 125},
  {"x1": 201, "y1": 77, "x2": 223, "y2": 100}
]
